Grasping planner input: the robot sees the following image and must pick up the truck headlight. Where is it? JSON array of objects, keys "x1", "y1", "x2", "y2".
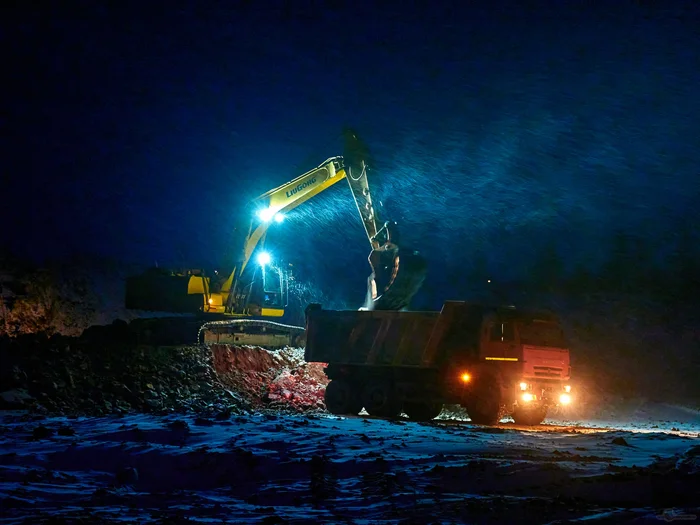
[
  {"x1": 559, "y1": 393, "x2": 572, "y2": 405},
  {"x1": 522, "y1": 393, "x2": 534, "y2": 402}
]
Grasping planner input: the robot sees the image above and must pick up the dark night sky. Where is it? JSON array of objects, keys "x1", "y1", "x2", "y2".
[{"x1": 4, "y1": 1, "x2": 700, "y2": 308}]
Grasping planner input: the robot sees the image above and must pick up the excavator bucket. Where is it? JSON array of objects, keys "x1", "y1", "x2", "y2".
[{"x1": 364, "y1": 246, "x2": 427, "y2": 311}]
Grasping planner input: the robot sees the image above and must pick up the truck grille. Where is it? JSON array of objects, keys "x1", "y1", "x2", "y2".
[{"x1": 533, "y1": 366, "x2": 563, "y2": 378}]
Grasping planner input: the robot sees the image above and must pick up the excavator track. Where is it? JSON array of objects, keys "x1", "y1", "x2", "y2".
[{"x1": 198, "y1": 319, "x2": 306, "y2": 348}]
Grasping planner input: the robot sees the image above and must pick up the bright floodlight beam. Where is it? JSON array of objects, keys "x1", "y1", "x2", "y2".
[
  {"x1": 257, "y1": 251, "x2": 271, "y2": 266},
  {"x1": 257, "y1": 207, "x2": 275, "y2": 222},
  {"x1": 274, "y1": 212, "x2": 284, "y2": 223}
]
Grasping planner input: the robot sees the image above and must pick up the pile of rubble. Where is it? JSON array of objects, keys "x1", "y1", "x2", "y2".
[
  {"x1": 0, "y1": 334, "x2": 247, "y2": 416},
  {"x1": 0, "y1": 334, "x2": 329, "y2": 417},
  {"x1": 211, "y1": 344, "x2": 329, "y2": 412}
]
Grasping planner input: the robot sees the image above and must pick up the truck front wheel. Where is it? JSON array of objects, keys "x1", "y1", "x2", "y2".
[
  {"x1": 404, "y1": 400, "x2": 443, "y2": 422},
  {"x1": 512, "y1": 407, "x2": 547, "y2": 426},
  {"x1": 465, "y1": 375, "x2": 503, "y2": 425},
  {"x1": 324, "y1": 379, "x2": 363, "y2": 415}
]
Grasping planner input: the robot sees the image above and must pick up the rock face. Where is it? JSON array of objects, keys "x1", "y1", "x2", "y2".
[{"x1": 0, "y1": 333, "x2": 329, "y2": 417}]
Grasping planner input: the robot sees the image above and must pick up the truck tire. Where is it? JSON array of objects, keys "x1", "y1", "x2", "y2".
[
  {"x1": 465, "y1": 375, "x2": 503, "y2": 426},
  {"x1": 324, "y1": 380, "x2": 362, "y2": 415},
  {"x1": 404, "y1": 400, "x2": 443, "y2": 422},
  {"x1": 362, "y1": 380, "x2": 402, "y2": 418},
  {"x1": 512, "y1": 407, "x2": 547, "y2": 426}
]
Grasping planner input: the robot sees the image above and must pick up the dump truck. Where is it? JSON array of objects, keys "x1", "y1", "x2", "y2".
[{"x1": 305, "y1": 301, "x2": 573, "y2": 425}]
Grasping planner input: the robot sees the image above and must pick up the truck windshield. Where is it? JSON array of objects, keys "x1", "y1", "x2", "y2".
[{"x1": 518, "y1": 321, "x2": 566, "y2": 347}]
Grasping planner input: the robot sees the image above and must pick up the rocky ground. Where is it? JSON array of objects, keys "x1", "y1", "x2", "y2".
[
  {"x1": 0, "y1": 331, "x2": 328, "y2": 419},
  {"x1": 0, "y1": 327, "x2": 698, "y2": 524}
]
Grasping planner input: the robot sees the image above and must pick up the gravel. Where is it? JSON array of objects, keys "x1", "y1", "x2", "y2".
[{"x1": 0, "y1": 327, "x2": 329, "y2": 417}]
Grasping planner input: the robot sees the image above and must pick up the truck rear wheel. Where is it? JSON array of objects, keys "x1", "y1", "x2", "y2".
[
  {"x1": 362, "y1": 380, "x2": 402, "y2": 418},
  {"x1": 324, "y1": 380, "x2": 362, "y2": 415},
  {"x1": 404, "y1": 400, "x2": 443, "y2": 422},
  {"x1": 512, "y1": 407, "x2": 547, "y2": 426},
  {"x1": 465, "y1": 375, "x2": 503, "y2": 425}
]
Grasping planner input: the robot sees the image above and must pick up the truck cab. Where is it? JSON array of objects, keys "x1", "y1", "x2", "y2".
[{"x1": 476, "y1": 309, "x2": 572, "y2": 425}]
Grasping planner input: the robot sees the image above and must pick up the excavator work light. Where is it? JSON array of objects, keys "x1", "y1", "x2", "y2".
[
  {"x1": 257, "y1": 252, "x2": 271, "y2": 266},
  {"x1": 559, "y1": 393, "x2": 572, "y2": 405},
  {"x1": 519, "y1": 382, "x2": 528, "y2": 391},
  {"x1": 522, "y1": 393, "x2": 534, "y2": 402},
  {"x1": 257, "y1": 208, "x2": 275, "y2": 222},
  {"x1": 460, "y1": 372, "x2": 471, "y2": 383}
]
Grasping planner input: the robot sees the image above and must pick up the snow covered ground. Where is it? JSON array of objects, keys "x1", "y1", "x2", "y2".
[{"x1": 1, "y1": 406, "x2": 698, "y2": 524}]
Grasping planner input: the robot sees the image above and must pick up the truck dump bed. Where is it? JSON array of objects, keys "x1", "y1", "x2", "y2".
[
  {"x1": 304, "y1": 302, "x2": 485, "y2": 367},
  {"x1": 304, "y1": 307, "x2": 439, "y2": 366}
]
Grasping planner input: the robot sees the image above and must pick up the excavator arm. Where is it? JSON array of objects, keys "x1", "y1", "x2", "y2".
[
  {"x1": 343, "y1": 128, "x2": 427, "y2": 311},
  {"x1": 342, "y1": 129, "x2": 383, "y2": 250}
]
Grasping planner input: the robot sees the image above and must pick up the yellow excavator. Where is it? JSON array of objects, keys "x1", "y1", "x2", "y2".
[{"x1": 124, "y1": 130, "x2": 427, "y2": 347}]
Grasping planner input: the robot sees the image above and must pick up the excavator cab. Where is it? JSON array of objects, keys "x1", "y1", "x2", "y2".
[{"x1": 244, "y1": 261, "x2": 289, "y2": 313}]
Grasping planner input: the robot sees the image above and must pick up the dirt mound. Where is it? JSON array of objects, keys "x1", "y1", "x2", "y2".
[
  {"x1": 0, "y1": 332, "x2": 330, "y2": 417},
  {"x1": 211, "y1": 344, "x2": 329, "y2": 412},
  {"x1": 0, "y1": 334, "x2": 246, "y2": 416}
]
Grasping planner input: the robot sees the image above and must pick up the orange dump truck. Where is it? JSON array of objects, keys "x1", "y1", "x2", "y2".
[{"x1": 304, "y1": 301, "x2": 573, "y2": 425}]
